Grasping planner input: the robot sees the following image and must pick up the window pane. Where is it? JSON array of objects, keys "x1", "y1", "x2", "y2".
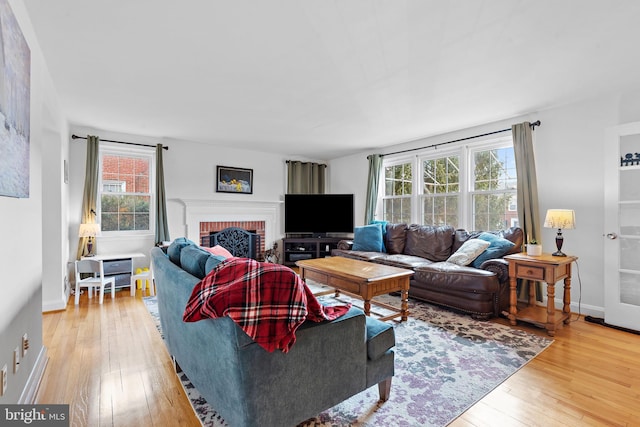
[
  {"x1": 101, "y1": 213, "x2": 118, "y2": 231},
  {"x1": 383, "y1": 197, "x2": 411, "y2": 224},
  {"x1": 473, "y1": 193, "x2": 513, "y2": 230},
  {"x1": 423, "y1": 156, "x2": 459, "y2": 194},
  {"x1": 474, "y1": 148, "x2": 516, "y2": 191},
  {"x1": 384, "y1": 163, "x2": 412, "y2": 196},
  {"x1": 423, "y1": 195, "x2": 459, "y2": 228},
  {"x1": 135, "y1": 213, "x2": 149, "y2": 231}
]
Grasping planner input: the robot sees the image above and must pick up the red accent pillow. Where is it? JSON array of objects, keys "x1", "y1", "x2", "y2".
[{"x1": 202, "y1": 245, "x2": 233, "y2": 259}]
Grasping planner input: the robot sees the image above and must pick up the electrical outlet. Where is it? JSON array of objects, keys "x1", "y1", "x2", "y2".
[
  {"x1": 1, "y1": 364, "x2": 7, "y2": 396},
  {"x1": 13, "y1": 347, "x2": 19, "y2": 373},
  {"x1": 22, "y1": 333, "x2": 29, "y2": 358}
]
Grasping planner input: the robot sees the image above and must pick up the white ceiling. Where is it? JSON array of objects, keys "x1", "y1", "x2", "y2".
[{"x1": 22, "y1": 0, "x2": 640, "y2": 160}]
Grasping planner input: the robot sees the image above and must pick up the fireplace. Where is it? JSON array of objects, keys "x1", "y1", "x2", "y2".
[
  {"x1": 180, "y1": 199, "x2": 281, "y2": 261},
  {"x1": 200, "y1": 221, "x2": 265, "y2": 260}
]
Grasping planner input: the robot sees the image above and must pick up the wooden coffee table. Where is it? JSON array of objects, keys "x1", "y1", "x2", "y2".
[{"x1": 296, "y1": 257, "x2": 413, "y2": 322}]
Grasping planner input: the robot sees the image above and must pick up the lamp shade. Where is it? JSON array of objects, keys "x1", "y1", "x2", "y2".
[
  {"x1": 78, "y1": 223, "x2": 101, "y2": 238},
  {"x1": 543, "y1": 209, "x2": 576, "y2": 230}
]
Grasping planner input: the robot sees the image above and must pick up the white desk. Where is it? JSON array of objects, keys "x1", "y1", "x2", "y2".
[{"x1": 83, "y1": 252, "x2": 146, "y2": 290}]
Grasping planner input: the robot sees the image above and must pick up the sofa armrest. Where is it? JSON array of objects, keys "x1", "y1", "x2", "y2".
[
  {"x1": 479, "y1": 258, "x2": 509, "y2": 283},
  {"x1": 337, "y1": 239, "x2": 354, "y2": 250}
]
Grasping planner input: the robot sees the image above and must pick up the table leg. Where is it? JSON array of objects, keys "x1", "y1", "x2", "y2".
[
  {"x1": 546, "y1": 282, "x2": 556, "y2": 336},
  {"x1": 509, "y1": 276, "x2": 518, "y2": 326},
  {"x1": 363, "y1": 299, "x2": 371, "y2": 316},
  {"x1": 528, "y1": 279, "x2": 536, "y2": 307},
  {"x1": 563, "y1": 276, "x2": 572, "y2": 324},
  {"x1": 400, "y1": 288, "x2": 409, "y2": 322}
]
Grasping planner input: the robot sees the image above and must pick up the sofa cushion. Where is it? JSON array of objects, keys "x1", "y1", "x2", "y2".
[
  {"x1": 404, "y1": 224, "x2": 455, "y2": 262},
  {"x1": 167, "y1": 237, "x2": 196, "y2": 266},
  {"x1": 385, "y1": 223, "x2": 408, "y2": 254},
  {"x1": 180, "y1": 245, "x2": 213, "y2": 279},
  {"x1": 365, "y1": 316, "x2": 395, "y2": 360},
  {"x1": 205, "y1": 254, "x2": 227, "y2": 275},
  {"x1": 447, "y1": 238, "x2": 491, "y2": 266},
  {"x1": 372, "y1": 254, "x2": 432, "y2": 270},
  {"x1": 471, "y1": 232, "x2": 516, "y2": 268},
  {"x1": 352, "y1": 224, "x2": 385, "y2": 252},
  {"x1": 414, "y1": 262, "x2": 499, "y2": 293}
]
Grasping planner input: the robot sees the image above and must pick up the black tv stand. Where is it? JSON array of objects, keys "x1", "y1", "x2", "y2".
[{"x1": 282, "y1": 237, "x2": 343, "y2": 266}]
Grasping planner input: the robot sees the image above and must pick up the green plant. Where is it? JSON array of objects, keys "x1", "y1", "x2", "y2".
[{"x1": 528, "y1": 239, "x2": 538, "y2": 245}]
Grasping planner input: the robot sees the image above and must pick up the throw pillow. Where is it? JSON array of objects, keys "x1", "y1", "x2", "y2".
[
  {"x1": 370, "y1": 220, "x2": 389, "y2": 252},
  {"x1": 352, "y1": 223, "x2": 384, "y2": 252},
  {"x1": 204, "y1": 254, "x2": 228, "y2": 275},
  {"x1": 447, "y1": 239, "x2": 491, "y2": 266},
  {"x1": 180, "y1": 245, "x2": 213, "y2": 279},
  {"x1": 203, "y1": 244, "x2": 234, "y2": 259},
  {"x1": 471, "y1": 232, "x2": 516, "y2": 268},
  {"x1": 167, "y1": 237, "x2": 196, "y2": 266}
]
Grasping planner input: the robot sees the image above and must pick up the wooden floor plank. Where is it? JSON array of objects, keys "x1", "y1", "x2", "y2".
[{"x1": 39, "y1": 289, "x2": 640, "y2": 426}]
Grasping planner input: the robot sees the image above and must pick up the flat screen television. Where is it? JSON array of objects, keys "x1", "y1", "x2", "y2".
[{"x1": 284, "y1": 194, "x2": 354, "y2": 237}]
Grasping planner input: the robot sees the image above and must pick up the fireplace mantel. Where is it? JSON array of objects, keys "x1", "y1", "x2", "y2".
[{"x1": 177, "y1": 198, "x2": 282, "y2": 248}]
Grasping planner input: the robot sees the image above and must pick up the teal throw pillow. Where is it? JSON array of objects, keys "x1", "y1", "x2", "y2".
[
  {"x1": 167, "y1": 237, "x2": 196, "y2": 266},
  {"x1": 352, "y1": 223, "x2": 385, "y2": 252},
  {"x1": 180, "y1": 245, "x2": 212, "y2": 279},
  {"x1": 204, "y1": 254, "x2": 227, "y2": 275},
  {"x1": 471, "y1": 232, "x2": 516, "y2": 268},
  {"x1": 370, "y1": 220, "x2": 388, "y2": 252}
]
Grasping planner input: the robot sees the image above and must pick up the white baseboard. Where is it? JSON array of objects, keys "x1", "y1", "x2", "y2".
[
  {"x1": 19, "y1": 346, "x2": 48, "y2": 404},
  {"x1": 42, "y1": 296, "x2": 68, "y2": 312}
]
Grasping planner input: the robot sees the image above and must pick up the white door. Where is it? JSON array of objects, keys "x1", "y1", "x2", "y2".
[{"x1": 604, "y1": 122, "x2": 640, "y2": 331}]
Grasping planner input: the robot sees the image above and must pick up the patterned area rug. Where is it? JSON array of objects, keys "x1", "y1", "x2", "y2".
[{"x1": 143, "y1": 287, "x2": 552, "y2": 427}]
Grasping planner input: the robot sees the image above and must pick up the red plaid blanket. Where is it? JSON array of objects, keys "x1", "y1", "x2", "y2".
[{"x1": 183, "y1": 257, "x2": 351, "y2": 353}]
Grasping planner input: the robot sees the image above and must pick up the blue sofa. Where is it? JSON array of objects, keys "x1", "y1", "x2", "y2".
[{"x1": 150, "y1": 241, "x2": 396, "y2": 427}]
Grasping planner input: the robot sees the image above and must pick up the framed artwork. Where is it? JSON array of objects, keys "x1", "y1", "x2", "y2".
[
  {"x1": 216, "y1": 166, "x2": 253, "y2": 194},
  {"x1": 0, "y1": 0, "x2": 31, "y2": 198}
]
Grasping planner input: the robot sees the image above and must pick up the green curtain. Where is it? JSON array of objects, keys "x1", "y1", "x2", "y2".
[
  {"x1": 512, "y1": 121, "x2": 542, "y2": 300},
  {"x1": 76, "y1": 135, "x2": 99, "y2": 259},
  {"x1": 364, "y1": 154, "x2": 383, "y2": 224},
  {"x1": 155, "y1": 144, "x2": 170, "y2": 244},
  {"x1": 286, "y1": 161, "x2": 326, "y2": 194}
]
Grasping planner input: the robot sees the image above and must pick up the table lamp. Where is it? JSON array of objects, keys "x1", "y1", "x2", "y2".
[
  {"x1": 543, "y1": 209, "x2": 575, "y2": 257},
  {"x1": 79, "y1": 223, "x2": 101, "y2": 256}
]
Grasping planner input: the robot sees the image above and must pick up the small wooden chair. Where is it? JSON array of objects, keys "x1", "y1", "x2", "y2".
[{"x1": 74, "y1": 259, "x2": 116, "y2": 305}]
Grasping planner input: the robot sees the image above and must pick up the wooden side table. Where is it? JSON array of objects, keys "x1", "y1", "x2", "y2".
[{"x1": 504, "y1": 252, "x2": 578, "y2": 336}]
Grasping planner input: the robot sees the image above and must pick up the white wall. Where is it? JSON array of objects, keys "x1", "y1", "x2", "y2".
[
  {"x1": 329, "y1": 92, "x2": 640, "y2": 318},
  {"x1": 0, "y1": 0, "x2": 66, "y2": 403},
  {"x1": 67, "y1": 128, "x2": 323, "y2": 267}
]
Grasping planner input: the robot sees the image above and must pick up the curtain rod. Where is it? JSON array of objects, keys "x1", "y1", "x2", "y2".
[
  {"x1": 382, "y1": 120, "x2": 540, "y2": 157},
  {"x1": 71, "y1": 134, "x2": 169, "y2": 150}
]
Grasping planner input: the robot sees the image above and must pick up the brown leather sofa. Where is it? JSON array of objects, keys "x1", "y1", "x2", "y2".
[{"x1": 332, "y1": 224, "x2": 524, "y2": 319}]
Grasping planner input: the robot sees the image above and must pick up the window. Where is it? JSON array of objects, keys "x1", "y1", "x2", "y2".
[
  {"x1": 99, "y1": 147, "x2": 154, "y2": 232},
  {"x1": 380, "y1": 136, "x2": 517, "y2": 230},
  {"x1": 422, "y1": 155, "x2": 460, "y2": 228},
  {"x1": 382, "y1": 161, "x2": 412, "y2": 223},
  {"x1": 471, "y1": 146, "x2": 518, "y2": 231}
]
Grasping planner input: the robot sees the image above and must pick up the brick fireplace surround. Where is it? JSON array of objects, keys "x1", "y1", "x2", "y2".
[{"x1": 180, "y1": 199, "x2": 280, "y2": 260}]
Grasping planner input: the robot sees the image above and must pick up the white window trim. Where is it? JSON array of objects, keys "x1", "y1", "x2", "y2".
[
  {"x1": 98, "y1": 143, "x2": 156, "y2": 236},
  {"x1": 378, "y1": 134, "x2": 514, "y2": 230}
]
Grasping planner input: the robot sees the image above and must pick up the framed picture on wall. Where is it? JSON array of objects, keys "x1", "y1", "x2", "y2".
[
  {"x1": 0, "y1": 1, "x2": 31, "y2": 198},
  {"x1": 216, "y1": 166, "x2": 253, "y2": 194}
]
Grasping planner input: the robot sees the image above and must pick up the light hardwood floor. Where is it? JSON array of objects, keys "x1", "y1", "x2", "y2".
[{"x1": 38, "y1": 289, "x2": 640, "y2": 427}]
